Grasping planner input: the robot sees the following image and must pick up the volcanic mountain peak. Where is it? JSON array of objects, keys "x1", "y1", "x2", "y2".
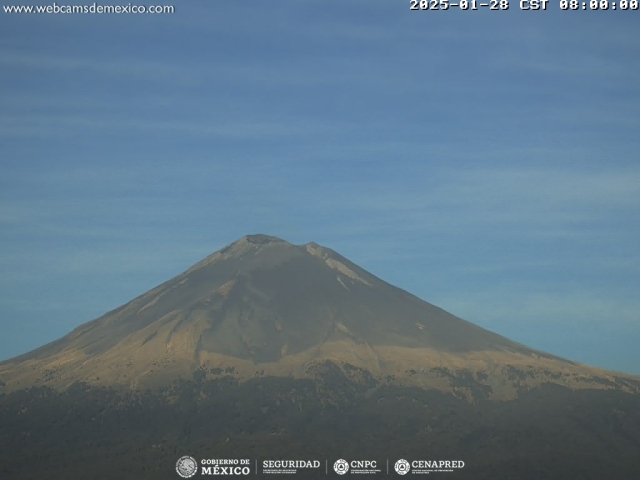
[
  {"x1": 1, "y1": 234, "x2": 638, "y2": 399},
  {"x1": 184, "y1": 234, "x2": 290, "y2": 273}
]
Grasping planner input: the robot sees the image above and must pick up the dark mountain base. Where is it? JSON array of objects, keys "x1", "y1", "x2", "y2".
[{"x1": 2, "y1": 369, "x2": 639, "y2": 480}]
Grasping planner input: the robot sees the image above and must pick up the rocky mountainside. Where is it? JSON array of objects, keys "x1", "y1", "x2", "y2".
[
  {"x1": 2, "y1": 234, "x2": 640, "y2": 480},
  {"x1": 1, "y1": 234, "x2": 637, "y2": 400}
]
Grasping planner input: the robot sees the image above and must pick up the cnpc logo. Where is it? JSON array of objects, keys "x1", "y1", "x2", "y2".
[
  {"x1": 334, "y1": 459, "x2": 378, "y2": 475},
  {"x1": 334, "y1": 459, "x2": 349, "y2": 475}
]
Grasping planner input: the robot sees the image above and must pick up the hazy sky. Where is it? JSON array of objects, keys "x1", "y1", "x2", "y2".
[{"x1": 1, "y1": 3, "x2": 639, "y2": 374}]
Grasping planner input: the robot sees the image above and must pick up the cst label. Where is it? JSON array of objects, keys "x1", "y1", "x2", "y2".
[{"x1": 519, "y1": 0, "x2": 549, "y2": 7}]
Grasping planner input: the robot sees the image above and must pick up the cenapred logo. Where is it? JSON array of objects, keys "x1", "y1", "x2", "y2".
[
  {"x1": 334, "y1": 459, "x2": 349, "y2": 475},
  {"x1": 394, "y1": 459, "x2": 410, "y2": 475},
  {"x1": 396, "y1": 459, "x2": 465, "y2": 475},
  {"x1": 176, "y1": 456, "x2": 198, "y2": 478}
]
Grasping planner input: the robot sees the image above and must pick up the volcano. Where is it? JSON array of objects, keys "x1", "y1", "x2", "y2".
[
  {"x1": 1, "y1": 235, "x2": 640, "y2": 480},
  {"x1": 0, "y1": 234, "x2": 637, "y2": 399}
]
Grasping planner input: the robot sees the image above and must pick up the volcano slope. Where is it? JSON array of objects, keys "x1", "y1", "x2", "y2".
[{"x1": 1, "y1": 234, "x2": 639, "y2": 479}]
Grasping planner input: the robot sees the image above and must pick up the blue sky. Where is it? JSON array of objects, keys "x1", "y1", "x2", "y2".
[{"x1": 1, "y1": 3, "x2": 639, "y2": 374}]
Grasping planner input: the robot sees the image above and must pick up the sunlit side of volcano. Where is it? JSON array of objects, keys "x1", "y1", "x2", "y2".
[{"x1": 1, "y1": 234, "x2": 637, "y2": 399}]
